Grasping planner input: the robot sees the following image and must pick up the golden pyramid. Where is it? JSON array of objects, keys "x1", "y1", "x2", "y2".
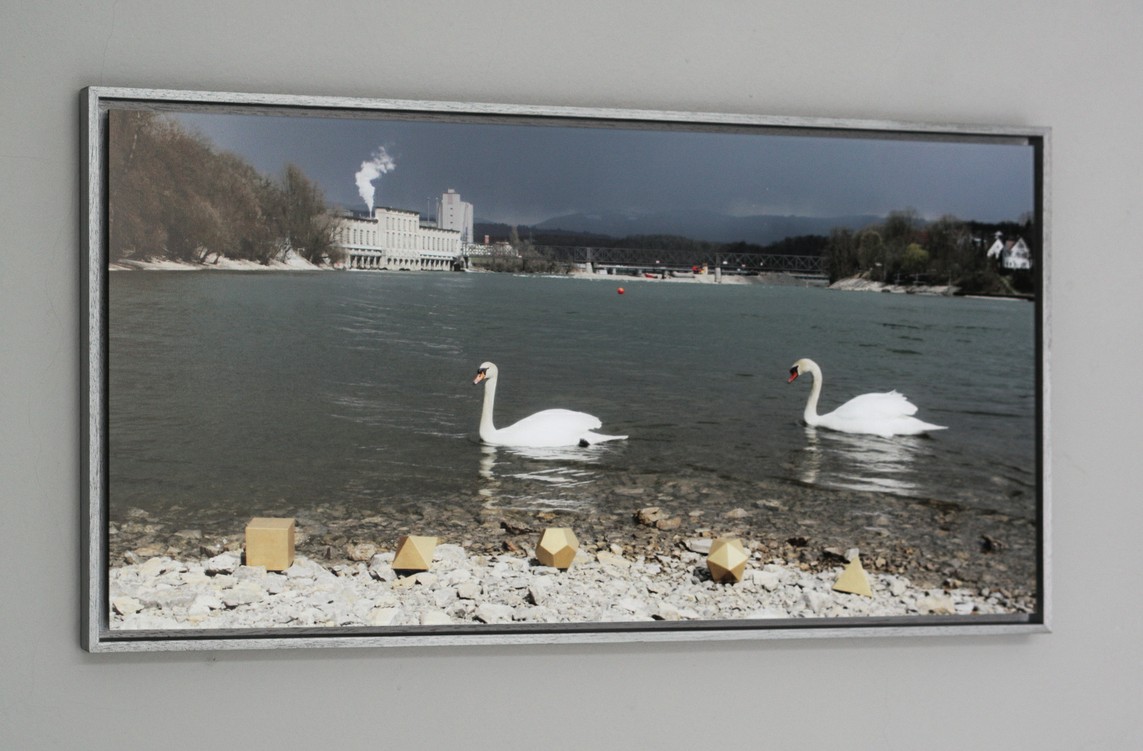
[
  {"x1": 392, "y1": 535, "x2": 438, "y2": 572},
  {"x1": 832, "y1": 555, "x2": 873, "y2": 597}
]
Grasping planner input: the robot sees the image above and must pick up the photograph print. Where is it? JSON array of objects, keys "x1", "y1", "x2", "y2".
[{"x1": 85, "y1": 88, "x2": 1048, "y2": 650}]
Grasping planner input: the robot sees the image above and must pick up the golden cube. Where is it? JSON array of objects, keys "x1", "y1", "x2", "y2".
[
  {"x1": 707, "y1": 537, "x2": 748, "y2": 583},
  {"x1": 244, "y1": 517, "x2": 295, "y2": 571},
  {"x1": 393, "y1": 535, "x2": 438, "y2": 572},
  {"x1": 536, "y1": 527, "x2": 579, "y2": 570}
]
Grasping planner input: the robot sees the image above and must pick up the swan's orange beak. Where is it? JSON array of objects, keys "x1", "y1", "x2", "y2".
[
  {"x1": 473, "y1": 370, "x2": 487, "y2": 385},
  {"x1": 787, "y1": 367, "x2": 800, "y2": 383}
]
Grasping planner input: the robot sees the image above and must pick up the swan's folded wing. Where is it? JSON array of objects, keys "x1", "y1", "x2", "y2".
[
  {"x1": 506, "y1": 408, "x2": 602, "y2": 432},
  {"x1": 495, "y1": 408, "x2": 605, "y2": 447},
  {"x1": 831, "y1": 390, "x2": 919, "y2": 420}
]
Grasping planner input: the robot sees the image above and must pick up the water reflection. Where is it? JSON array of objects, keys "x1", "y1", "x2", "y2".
[
  {"x1": 792, "y1": 426, "x2": 931, "y2": 496},
  {"x1": 475, "y1": 443, "x2": 607, "y2": 511}
]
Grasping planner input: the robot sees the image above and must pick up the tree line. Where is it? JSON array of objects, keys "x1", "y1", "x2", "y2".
[
  {"x1": 108, "y1": 110, "x2": 341, "y2": 266},
  {"x1": 825, "y1": 210, "x2": 1035, "y2": 295}
]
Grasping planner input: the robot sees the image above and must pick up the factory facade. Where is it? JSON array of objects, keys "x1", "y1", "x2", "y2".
[{"x1": 333, "y1": 189, "x2": 474, "y2": 271}]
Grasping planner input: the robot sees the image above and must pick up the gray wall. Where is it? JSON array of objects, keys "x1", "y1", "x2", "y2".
[{"x1": 2, "y1": 2, "x2": 1140, "y2": 748}]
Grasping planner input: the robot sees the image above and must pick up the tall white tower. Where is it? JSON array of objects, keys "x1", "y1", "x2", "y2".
[{"x1": 438, "y1": 189, "x2": 474, "y2": 244}]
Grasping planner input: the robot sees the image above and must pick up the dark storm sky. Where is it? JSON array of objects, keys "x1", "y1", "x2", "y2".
[{"x1": 170, "y1": 109, "x2": 1035, "y2": 227}]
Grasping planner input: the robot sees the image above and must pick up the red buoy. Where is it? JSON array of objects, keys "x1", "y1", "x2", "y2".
[{"x1": 617, "y1": 287, "x2": 625, "y2": 295}]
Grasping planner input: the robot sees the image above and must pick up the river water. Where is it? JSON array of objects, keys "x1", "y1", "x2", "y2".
[{"x1": 108, "y1": 270, "x2": 1038, "y2": 581}]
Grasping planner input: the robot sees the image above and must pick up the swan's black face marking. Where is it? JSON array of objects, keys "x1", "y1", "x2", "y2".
[
  {"x1": 473, "y1": 367, "x2": 488, "y2": 386},
  {"x1": 787, "y1": 365, "x2": 800, "y2": 383}
]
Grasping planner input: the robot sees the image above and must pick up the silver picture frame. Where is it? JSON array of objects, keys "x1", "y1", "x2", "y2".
[{"x1": 82, "y1": 86, "x2": 1050, "y2": 652}]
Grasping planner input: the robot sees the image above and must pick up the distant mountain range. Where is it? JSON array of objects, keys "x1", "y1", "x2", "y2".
[{"x1": 476, "y1": 209, "x2": 884, "y2": 246}]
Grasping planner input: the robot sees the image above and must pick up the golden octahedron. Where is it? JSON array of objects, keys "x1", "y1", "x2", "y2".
[
  {"x1": 392, "y1": 535, "x2": 438, "y2": 573},
  {"x1": 707, "y1": 537, "x2": 749, "y2": 583}
]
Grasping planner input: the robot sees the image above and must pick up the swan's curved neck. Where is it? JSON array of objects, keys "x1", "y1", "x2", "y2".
[
  {"x1": 803, "y1": 365, "x2": 823, "y2": 426},
  {"x1": 479, "y1": 376, "x2": 498, "y2": 440}
]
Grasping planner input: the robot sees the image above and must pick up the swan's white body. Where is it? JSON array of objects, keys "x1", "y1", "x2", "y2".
[
  {"x1": 473, "y1": 362, "x2": 627, "y2": 448},
  {"x1": 787, "y1": 358, "x2": 946, "y2": 438}
]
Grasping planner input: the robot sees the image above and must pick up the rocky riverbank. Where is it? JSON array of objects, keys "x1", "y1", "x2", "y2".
[
  {"x1": 828, "y1": 276, "x2": 958, "y2": 295},
  {"x1": 109, "y1": 250, "x2": 329, "y2": 272},
  {"x1": 109, "y1": 534, "x2": 1031, "y2": 631},
  {"x1": 109, "y1": 497, "x2": 1036, "y2": 631},
  {"x1": 565, "y1": 268, "x2": 752, "y2": 285}
]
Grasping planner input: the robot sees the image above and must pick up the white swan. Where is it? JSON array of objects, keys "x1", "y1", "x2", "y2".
[
  {"x1": 472, "y1": 361, "x2": 627, "y2": 448},
  {"x1": 787, "y1": 358, "x2": 946, "y2": 438}
]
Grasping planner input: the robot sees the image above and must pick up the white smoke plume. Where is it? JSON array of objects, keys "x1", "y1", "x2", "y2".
[{"x1": 355, "y1": 147, "x2": 396, "y2": 212}]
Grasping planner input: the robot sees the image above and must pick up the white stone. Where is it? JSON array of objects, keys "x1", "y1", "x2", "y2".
[
  {"x1": 804, "y1": 590, "x2": 831, "y2": 615},
  {"x1": 234, "y1": 565, "x2": 267, "y2": 581},
  {"x1": 749, "y1": 570, "x2": 781, "y2": 591},
  {"x1": 434, "y1": 544, "x2": 467, "y2": 563},
  {"x1": 618, "y1": 597, "x2": 650, "y2": 616},
  {"x1": 138, "y1": 557, "x2": 176, "y2": 578},
  {"x1": 475, "y1": 603, "x2": 515, "y2": 623},
  {"x1": 420, "y1": 610, "x2": 452, "y2": 626},
  {"x1": 413, "y1": 572, "x2": 438, "y2": 588},
  {"x1": 138, "y1": 588, "x2": 196, "y2": 611},
  {"x1": 187, "y1": 594, "x2": 224, "y2": 617},
  {"x1": 528, "y1": 578, "x2": 554, "y2": 605},
  {"x1": 221, "y1": 582, "x2": 264, "y2": 608},
  {"x1": 917, "y1": 594, "x2": 956, "y2": 615},
  {"x1": 181, "y1": 571, "x2": 210, "y2": 586},
  {"x1": 205, "y1": 552, "x2": 240, "y2": 575},
  {"x1": 685, "y1": 538, "x2": 713, "y2": 555},
  {"x1": 442, "y1": 568, "x2": 472, "y2": 586},
  {"x1": 596, "y1": 550, "x2": 630, "y2": 569},
  {"x1": 112, "y1": 596, "x2": 143, "y2": 616},
  {"x1": 367, "y1": 607, "x2": 402, "y2": 626},
  {"x1": 456, "y1": 581, "x2": 482, "y2": 600},
  {"x1": 346, "y1": 541, "x2": 378, "y2": 562},
  {"x1": 433, "y1": 588, "x2": 457, "y2": 609},
  {"x1": 954, "y1": 601, "x2": 976, "y2": 615}
]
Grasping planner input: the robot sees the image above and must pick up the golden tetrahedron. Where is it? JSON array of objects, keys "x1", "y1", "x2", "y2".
[
  {"x1": 392, "y1": 535, "x2": 438, "y2": 573},
  {"x1": 832, "y1": 555, "x2": 873, "y2": 597},
  {"x1": 706, "y1": 537, "x2": 749, "y2": 583},
  {"x1": 536, "y1": 527, "x2": 579, "y2": 570},
  {"x1": 244, "y1": 517, "x2": 296, "y2": 571}
]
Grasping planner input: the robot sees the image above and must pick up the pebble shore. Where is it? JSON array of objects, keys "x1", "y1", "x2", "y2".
[{"x1": 109, "y1": 535, "x2": 1031, "y2": 631}]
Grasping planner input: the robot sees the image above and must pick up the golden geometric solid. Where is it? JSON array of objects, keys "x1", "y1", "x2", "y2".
[
  {"x1": 832, "y1": 555, "x2": 873, "y2": 597},
  {"x1": 536, "y1": 527, "x2": 579, "y2": 570},
  {"x1": 244, "y1": 517, "x2": 296, "y2": 571},
  {"x1": 707, "y1": 537, "x2": 749, "y2": 583},
  {"x1": 392, "y1": 535, "x2": 438, "y2": 573}
]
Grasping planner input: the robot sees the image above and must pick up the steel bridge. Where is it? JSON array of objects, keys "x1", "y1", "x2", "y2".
[{"x1": 532, "y1": 245, "x2": 827, "y2": 277}]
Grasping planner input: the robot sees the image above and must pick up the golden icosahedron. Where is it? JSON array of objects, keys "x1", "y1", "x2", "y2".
[{"x1": 706, "y1": 537, "x2": 748, "y2": 583}]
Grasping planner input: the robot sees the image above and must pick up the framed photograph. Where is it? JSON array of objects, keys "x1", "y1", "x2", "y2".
[{"x1": 82, "y1": 87, "x2": 1050, "y2": 651}]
